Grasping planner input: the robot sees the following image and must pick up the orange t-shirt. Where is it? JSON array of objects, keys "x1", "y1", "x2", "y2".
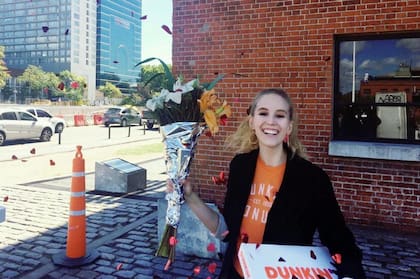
[{"x1": 234, "y1": 156, "x2": 286, "y2": 276}]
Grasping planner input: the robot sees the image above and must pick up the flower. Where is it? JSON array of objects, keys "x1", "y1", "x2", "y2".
[{"x1": 136, "y1": 57, "x2": 231, "y2": 135}]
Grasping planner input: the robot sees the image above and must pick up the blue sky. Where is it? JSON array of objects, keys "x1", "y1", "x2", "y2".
[{"x1": 141, "y1": 0, "x2": 172, "y2": 64}]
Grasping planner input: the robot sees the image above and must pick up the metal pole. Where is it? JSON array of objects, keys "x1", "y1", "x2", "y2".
[
  {"x1": 108, "y1": 126, "x2": 111, "y2": 139},
  {"x1": 58, "y1": 132, "x2": 61, "y2": 145},
  {"x1": 128, "y1": 125, "x2": 131, "y2": 137}
]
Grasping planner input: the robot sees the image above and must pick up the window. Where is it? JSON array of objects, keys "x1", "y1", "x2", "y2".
[{"x1": 331, "y1": 32, "x2": 420, "y2": 162}]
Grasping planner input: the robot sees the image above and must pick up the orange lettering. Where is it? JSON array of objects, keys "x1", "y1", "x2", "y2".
[
  {"x1": 289, "y1": 266, "x2": 304, "y2": 278},
  {"x1": 301, "y1": 267, "x2": 316, "y2": 279},
  {"x1": 313, "y1": 268, "x2": 333, "y2": 279},
  {"x1": 277, "y1": 266, "x2": 290, "y2": 279},
  {"x1": 265, "y1": 266, "x2": 278, "y2": 279}
]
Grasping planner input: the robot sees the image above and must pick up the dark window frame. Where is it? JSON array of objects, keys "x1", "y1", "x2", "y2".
[{"x1": 330, "y1": 31, "x2": 420, "y2": 162}]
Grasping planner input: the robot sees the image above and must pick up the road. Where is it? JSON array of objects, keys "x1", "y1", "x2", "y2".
[{"x1": 0, "y1": 125, "x2": 165, "y2": 185}]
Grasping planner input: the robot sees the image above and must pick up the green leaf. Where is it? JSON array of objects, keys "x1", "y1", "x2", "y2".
[
  {"x1": 144, "y1": 72, "x2": 165, "y2": 87},
  {"x1": 134, "y1": 57, "x2": 175, "y2": 90},
  {"x1": 204, "y1": 74, "x2": 225, "y2": 90}
]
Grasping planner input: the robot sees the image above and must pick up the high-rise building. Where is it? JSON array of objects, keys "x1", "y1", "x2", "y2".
[
  {"x1": 96, "y1": 0, "x2": 141, "y2": 95},
  {"x1": 0, "y1": 0, "x2": 97, "y2": 102}
]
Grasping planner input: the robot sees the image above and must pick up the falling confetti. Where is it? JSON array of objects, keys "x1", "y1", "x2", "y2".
[
  {"x1": 30, "y1": 148, "x2": 36, "y2": 154},
  {"x1": 116, "y1": 263, "x2": 123, "y2": 270},
  {"x1": 3, "y1": 196, "x2": 8, "y2": 202},
  {"x1": 310, "y1": 250, "x2": 317, "y2": 260},
  {"x1": 331, "y1": 253, "x2": 342, "y2": 264},
  {"x1": 212, "y1": 171, "x2": 226, "y2": 185},
  {"x1": 161, "y1": 25, "x2": 172, "y2": 35},
  {"x1": 65, "y1": 29, "x2": 69, "y2": 35},
  {"x1": 169, "y1": 236, "x2": 177, "y2": 246},
  {"x1": 42, "y1": 26, "x2": 49, "y2": 33},
  {"x1": 278, "y1": 256, "x2": 286, "y2": 262},
  {"x1": 140, "y1": 15, "x2": 147, "y2": 20},
  {"x1": 57, "y1": 82, "x2": 65, "y2": 90},
  {"x1": 12, "y1": 155, "x2": 18, "y2": 160},
  {"x1": 113, "y1": 60, "x2": 119, "y2": 64},
  {"x1": 208, "y1": 262, "x2": 217, "y2": 274},
  {"x1": 50, "y1": 160, "x2": 55, "y2": 166},
  {"x1": 70, "y1": 81, "x2": 79, "y2": 89},
  {"x1": 207, "y1": 242, "x2": 216, "y2": 252},
  {"x1": 193, "y1": 266, "x2": 201, "y2": 275}
]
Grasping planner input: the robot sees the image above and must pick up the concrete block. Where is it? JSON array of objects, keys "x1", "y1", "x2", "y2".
[
  {"x1": 0, "y1": 205, "x2": 5, "y2": 223},
  {"x1": 157, "y1": 198, "x2": 227, "y2": 259},
  {"x1": 95, "y1": 158, "x2": 146, "y2": 193}
]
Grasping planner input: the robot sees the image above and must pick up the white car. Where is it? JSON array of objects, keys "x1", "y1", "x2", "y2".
[
  {"x1": 25, "y1": 108, "x2": 66, "y2": 133},
  {"x1": 0, "y1": 108, "x2": 54, "y2": 146}
]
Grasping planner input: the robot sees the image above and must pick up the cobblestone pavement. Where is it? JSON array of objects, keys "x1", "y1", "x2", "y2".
[{"x1": 0, "y1": 161, "x2": 419, "y2": 278}]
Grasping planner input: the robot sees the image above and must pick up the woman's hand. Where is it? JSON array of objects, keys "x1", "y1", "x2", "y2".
[{"x1": 166, "y1": 179, "x2": 193, "y2": 199}]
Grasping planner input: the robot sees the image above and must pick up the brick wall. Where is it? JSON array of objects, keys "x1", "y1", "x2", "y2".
[{"x1": 172, "y1": 0, "x2": 420, "y2": 233}]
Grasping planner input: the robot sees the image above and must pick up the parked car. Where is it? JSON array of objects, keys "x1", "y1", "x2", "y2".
[
  {"x1": 25, "y1": 107, "x2": 66, "y2": 133},
  {"x1": 103, "y1": 106, "x2": 142, "y2": 127},
  {"x1": 140, "y1": 108, "x2": 159, "y2": 130},
  {"x1": 0, "y1": 108, "x2": 54, "y2": 146}
]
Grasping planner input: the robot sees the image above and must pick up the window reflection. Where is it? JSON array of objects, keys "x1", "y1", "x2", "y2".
[{"x1": 334, "y1": 34, "x2": 420, "y2": 143}]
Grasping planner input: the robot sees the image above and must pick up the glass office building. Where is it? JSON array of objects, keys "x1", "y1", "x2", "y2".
[
  {"x1": 0, "y1": 0, "x2": 97, "y2": 102},
  {"x1": 96, "y1": 0, "x2": 141, "y2": 95}
]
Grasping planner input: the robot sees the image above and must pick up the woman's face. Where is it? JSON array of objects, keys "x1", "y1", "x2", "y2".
[{"x1": 249, "y1": 93, "x2": 293, "y2": 150}]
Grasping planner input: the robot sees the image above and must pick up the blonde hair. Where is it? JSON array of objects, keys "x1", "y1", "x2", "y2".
[{"x1": 225, "y1": 88, "x2": 306, "y2": 158}]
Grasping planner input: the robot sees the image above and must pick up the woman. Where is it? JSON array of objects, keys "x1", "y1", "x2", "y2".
[{"x1": 174, "y1": 88, "x2": 365, "y2": 278}]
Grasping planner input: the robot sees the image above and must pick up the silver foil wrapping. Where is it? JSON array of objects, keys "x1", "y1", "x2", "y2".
[{"x1": 161, "y1": 122, "x2": 204, "y2": 228}]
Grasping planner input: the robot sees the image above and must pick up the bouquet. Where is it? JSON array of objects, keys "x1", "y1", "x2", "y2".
[{"x1": 135, "y1": 57, "x2": 231, "y2": 270}]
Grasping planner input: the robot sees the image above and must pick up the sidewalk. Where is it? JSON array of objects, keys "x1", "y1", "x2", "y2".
[{"x1": 0, "y1": 158, "x2": 419, "y2": 278}]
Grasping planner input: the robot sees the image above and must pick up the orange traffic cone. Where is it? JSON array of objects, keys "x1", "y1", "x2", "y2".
[{"x1": 52, "y1": 145, "x2": 99, "y2": 267}]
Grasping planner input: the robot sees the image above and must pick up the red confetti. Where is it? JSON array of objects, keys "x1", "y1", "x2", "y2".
[
  {"x1": 310, "y1": 250, "x2": 317, "y2": 260},
  {"x1": 50, "y1": 160, "x2": 55, "y2": 166},
  {"x1": 57, "y1": 82, "x2": 65, "y2": 90},
  {"x1": 212, "y1": 171, "x2": 226, "y2": 185},
  {"x1": 332, "y1": 253, "x2": 342, "y2": 264},
  {"x1": 219, "y1": 114, "x2": 228, "y2": 125},
  {"x1": 164, "y1": 259, "x2": 171, "y2": 271},
  {"x1": 240, "y1": 232, "x2": 249, "y2": 243},
  {"x1": 70, "y1": 81, "x2": 79, "y2": 89},
  {"x1": 3, "y1": 196, "x2": 8, "y2": 202},
  {"x1": 208, "y1": 262, "x2": 217, "y2": 274},
  {"x1": 207, "y1": 242, "x2": 216, "y2": 252},
  {"x1": 264, "y1": 195, "x2": 270, "y2": 201},
  {"x1": 30, "y1": 148, "x2": 36, "y2": 154},
  {"x1": 116, "y1": 263, "x2": 123, "y2": 270},
  {"x1": 221, "y1": 230, "x2": 229, "y2": 238},
  {"x1": 169, "y1": 236, "x2": 177, "y2": 246},
  {"x1": 161, "y1": 25, "x2": 172, "y2": 35},
  {"x1": 193, "y1": 266, "x2": 201, "y2": 275},
  {"x1": 11, "y1": 155, "x2": 18, "y2": 160},
  {"x1": 140, "y1": 15, "x2": 147, "y2": 20}
]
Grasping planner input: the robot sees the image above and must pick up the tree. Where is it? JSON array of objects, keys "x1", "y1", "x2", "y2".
[
  {"x1": 17, "y1": 65, "x2": 60, "y2": 99},
  {"x1": 0, "y1": 46, "x2": 11, "y2": 89},
  {"x1": 137, "y1": 64, "x2": 172, "y2": 105},
  {"x1": 98, "y1": 82, "x2": 122, "y2": 98},
  {"x1": 57, "y1": 70, "x2": 87, "y2": 104}
]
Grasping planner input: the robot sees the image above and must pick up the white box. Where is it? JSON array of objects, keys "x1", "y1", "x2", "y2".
[
  {"x1": 238, "y1": 243, "x2": 337, "y2": 279},
  {"x1": 0, "y1": 205, "x2": 5, "y2": 223}
]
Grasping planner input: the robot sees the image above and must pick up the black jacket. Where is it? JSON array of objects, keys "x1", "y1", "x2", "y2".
[{"x1": 219, "y1": 148, "x2": 365, "y2": 279}]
